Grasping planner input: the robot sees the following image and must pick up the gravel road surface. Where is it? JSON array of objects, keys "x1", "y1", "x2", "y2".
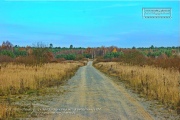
[{"x1": 31, "y1": 61, "x2": 154, "y2": 120}]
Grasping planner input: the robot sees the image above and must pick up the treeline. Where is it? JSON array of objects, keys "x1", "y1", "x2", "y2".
[
  {"x1": 0, "y1": 41, "x2": 54, "y2": 66},
  {"x1": 0, "y1": 41, "x2": 180, "y2": 69},
  {"x1": 0, "y1": 41, "x2": 91, "y2": 66},
  {"x1": 97, "y1": 49, "x2": 180, "y2": 70}
]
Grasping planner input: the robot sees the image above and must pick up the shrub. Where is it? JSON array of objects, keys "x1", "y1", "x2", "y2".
[
  {"x1": 0, "y1": 50, "x2": 15, "y2": 58},
  {"x1": 15, "y1": 56, "x2": 36, "y2": 66},
  {"x1": 56, "y1": 54, "x2": 76, "y2": 60},
  {"x1": 14, "y1": 50, "x2": 27, "y2": 57},
  {"x1": 0, "y1": 55, "x2": 14, "y2": 63},
  {"x1": 104, "y1": 52, "x2": 124, "y2": 59},
  {"x1": 83, "y1": 53, "x2": 91, "y2": 58}
]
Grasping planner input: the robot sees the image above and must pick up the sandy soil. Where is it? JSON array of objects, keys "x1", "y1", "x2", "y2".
[{"x1": 15, "y1": 61, "x2": 179, "y2": 120}]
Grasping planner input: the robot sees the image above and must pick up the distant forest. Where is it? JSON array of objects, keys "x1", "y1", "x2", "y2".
[{"x1": 0, "y1": 41, "x2": 180, "y2": 70}]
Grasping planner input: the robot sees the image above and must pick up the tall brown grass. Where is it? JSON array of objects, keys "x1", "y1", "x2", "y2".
[
  {"x1": 94, "y1": 62, "x2": 180, "y2": 109},
  {"x1": 0, "y1": 62, "x2": 83, "y2": 95},
  {"x1": 0, "y1": 62, "x2": 84, "y2": 119},
  {"x1": 0, "y1": 103, "x2": 16, "y2": 119}
]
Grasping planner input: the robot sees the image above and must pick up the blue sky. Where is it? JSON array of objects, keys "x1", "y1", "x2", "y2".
[{"x1": 0, "y1": 0, "x2": 179, "y2": 48}]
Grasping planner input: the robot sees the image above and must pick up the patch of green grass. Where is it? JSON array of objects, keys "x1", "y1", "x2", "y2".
[{"x1": 26, "y1": 89, "x2": 38, "y2": 95}]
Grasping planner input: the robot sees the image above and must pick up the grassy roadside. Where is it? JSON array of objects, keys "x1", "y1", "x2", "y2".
[
  {"x1": 0, "y1": 61, "x2": 85, "y2": 119},
  {"x1": 93, "y1": 62, "x2": 180, "y2": 114}
]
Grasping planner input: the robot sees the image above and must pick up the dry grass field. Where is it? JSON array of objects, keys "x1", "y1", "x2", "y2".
[
  {"x1": 0, "y1": 62, "x2": 84, "y2": 119},
  {"x1": 94, "y1": 62, "x2": 180, "y2": 109}
]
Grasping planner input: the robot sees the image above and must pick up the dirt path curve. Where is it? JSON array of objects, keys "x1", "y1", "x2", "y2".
[{"x1": 36, "y1": 61, "x2": 154, "y2": 120}]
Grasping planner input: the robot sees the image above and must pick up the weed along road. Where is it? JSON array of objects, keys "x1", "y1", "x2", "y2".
[{"x1": 36, "y1": 61, "x2": 154, "y2": 120}]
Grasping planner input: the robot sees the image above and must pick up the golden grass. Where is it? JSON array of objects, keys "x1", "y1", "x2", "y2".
[
  {"x1": 0, "y1": 103, "x2": 16, "y2": 119},
  {"x1": 94, "y1": 62, "x2": 180, "y2": 108},
  {"x1": 0, "y1": 62, "x2": 83, "y2": 95},
  {"x1": 0, "y1": 62, "x2": 83, "y2": 119}
]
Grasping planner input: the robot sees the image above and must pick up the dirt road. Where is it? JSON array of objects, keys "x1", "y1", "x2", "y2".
[{"x1": 30, "y1": 61, "x2": 154, "y2": 120}]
